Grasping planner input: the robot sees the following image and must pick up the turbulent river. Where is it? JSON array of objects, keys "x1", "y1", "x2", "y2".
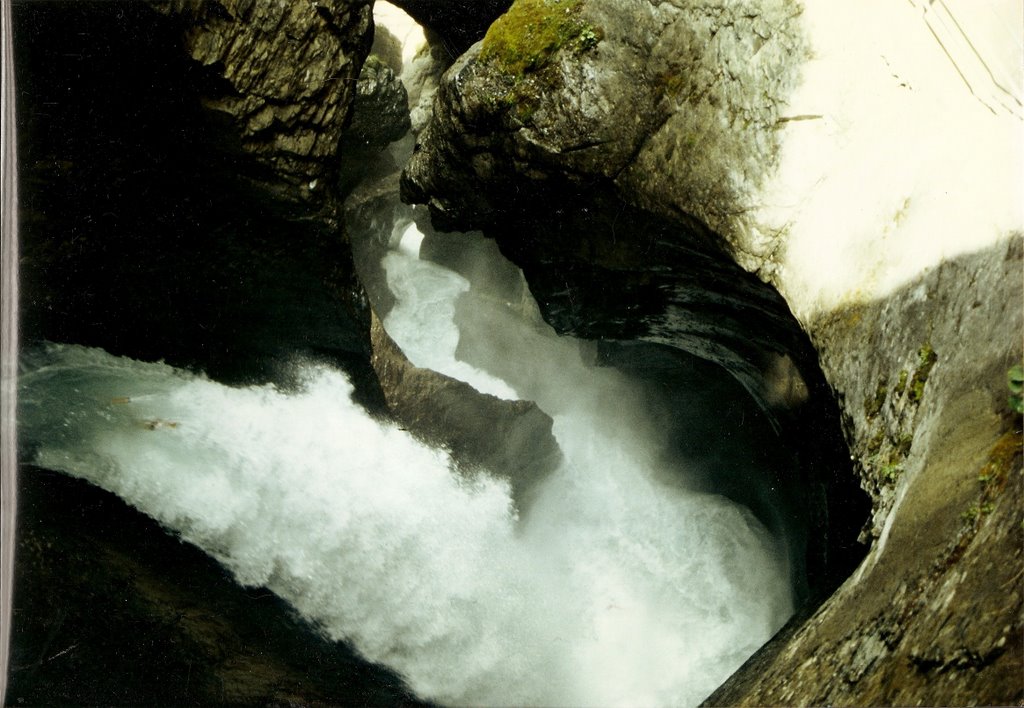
[{"x1": 19, "y1": 218, "x2": 793, "y2": 706}]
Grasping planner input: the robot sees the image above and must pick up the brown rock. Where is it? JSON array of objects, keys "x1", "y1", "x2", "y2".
[{"x1": 371, "y1": 312, "x2": 561, "y2": 506}]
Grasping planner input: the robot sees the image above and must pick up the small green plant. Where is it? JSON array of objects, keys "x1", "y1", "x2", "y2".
[
  {"x1": 880, "y1": 462, "x2": 903, "y2": 482},
  {"x1": 960, "y1": 503, "x2": 994, "y2": 522},
  {"x1": 575, "y1": 25, "x2": 600, "y2": 51},
  {"x1": 893, "y1": 369, "x2": 908, "y2": 397},
  {"x1": 1008, "y1": 363, "x2": 1023, "y2": 414}
]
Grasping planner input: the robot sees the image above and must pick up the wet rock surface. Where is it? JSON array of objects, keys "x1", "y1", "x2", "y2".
[
  {"x1": 338, "y1": 55, "x2": 412, "y2": 194},
  {"x1": 708, "y1": 240, "x2": 1023, "y2": 706},
  {"x1": 155, "y1": 0, "x2": 374, "y2": 206},
  {"x1": 349, "y1": 55, "x2": 412, "y2": 149}
]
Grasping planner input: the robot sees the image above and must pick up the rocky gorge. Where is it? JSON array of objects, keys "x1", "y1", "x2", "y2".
[{"x1": 5, "y1": 0, "x2": 1022, "y2": 705}]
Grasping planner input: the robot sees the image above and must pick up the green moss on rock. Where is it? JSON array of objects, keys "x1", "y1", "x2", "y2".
[
  {"x1": 864, "y1": 379, "x2": 887, "y2": 420},
  {"x1": 480, "y1": 0, "x2": 600, "y2": 77},
  {"x1": 893, "y1": 369, "x2": 908, "y2": 397},
  {"x1": 908, "y1": 343, "x2": 937, "y2": 403}
]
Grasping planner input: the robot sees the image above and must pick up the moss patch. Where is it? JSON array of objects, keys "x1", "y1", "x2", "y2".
[
  {"x1": 864, "y1": 379, "x2": 887, "y2": 420},
  {"x1": 958, "y1": 429, "x2": 1022, "y2": 526},
  {"x1": 908, "y1": 343, "x2": 937, "y2": 403},
  {"x1": 480, "y1": 0, "x2": 600, "y2": 77},
  {"x1": 858, "y1": 343, "x2": 941, "y2": 505}
]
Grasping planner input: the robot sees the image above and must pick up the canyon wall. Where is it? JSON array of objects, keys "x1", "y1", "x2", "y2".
[{"x1": 402, "y1": 0, "x2": 1023, "y2": 703}]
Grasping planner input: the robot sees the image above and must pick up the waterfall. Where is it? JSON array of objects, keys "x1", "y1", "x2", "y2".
[{"x1": 18, "y1": 222, "x2": 793, "y2": 707}]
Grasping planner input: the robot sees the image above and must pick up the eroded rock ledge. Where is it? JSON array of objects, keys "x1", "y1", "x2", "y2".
[
  {"x1": 371, "y1": 312, "x2": 562, "y2": 503},
  {"x1": 402, "y1": 0, "x2": 803, "y2": 272}
]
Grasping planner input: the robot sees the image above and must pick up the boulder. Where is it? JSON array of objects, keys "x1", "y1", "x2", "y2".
[
  {"x1": 155, "y1": 0, "x2": 374, "y2": 206},
  {"x1": 7, "y1": 469, "x2": 423, "y2": 706},
  {"x1": 402, "y1": 0, "x2": 802, "y2": 264},
  {"x1": 338, "y1": 55, "x2": 412, "y2": 194}
]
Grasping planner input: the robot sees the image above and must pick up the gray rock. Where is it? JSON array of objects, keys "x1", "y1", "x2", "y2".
[
  {"x1": 371, "y1": 312, "x2": 562, "y2": 506},
  {"x1": 346, "y1": 56, "x2": 412, "y2": 151},
  {"x1": 338, "y1": 56, "x2": 412, "y2": 194},
  {"x1": 402, "y1": 0, "x2": 801, "y2": 266},
  {"x1": 707, "y1": 238, "x2": 1023, "y2": 706}
]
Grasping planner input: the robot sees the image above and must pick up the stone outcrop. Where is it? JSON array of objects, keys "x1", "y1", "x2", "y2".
[
  {"x1": 337, "y1": 55, "x2": 412, "y2": 194},
  {"x1": 402, "y1": 0, "x2": 802, "y2": 271},
  {"x1": 402, "y1": 0, "x2": 1023, "y2": 703},
  {"x1": 7, "y1": 468, "x2": 422, "y2": 706},
  {"x1": 371, "y1": 313, "x2": 562, "y2": 504},
  {"x1": 155, "y1": 0, "x2": 373, "y2": 206},
  {"x1": 705, "y1": 237, "x2": 1023, "y2": 707}
]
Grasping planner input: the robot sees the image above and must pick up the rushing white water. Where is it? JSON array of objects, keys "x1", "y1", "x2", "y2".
[
  {"x1": 382, "y1": 223, "x2": 519, "y2": 400},
  {"x1": 19, "y1": 225, "x2": 793, "y2": 706}
]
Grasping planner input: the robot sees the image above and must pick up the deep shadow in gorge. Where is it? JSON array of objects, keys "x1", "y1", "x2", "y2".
[
  {"x1": 10, "y1": 2, "x2": 410, "y2": 703},
  {"x1": 14, "y1": 0, "x2": 381, "y2": 404},
  {"x1": 401, "y1": 179, "x2": 872, "y2": 606},
  {"x1": 9, "y1": 467, "x2": 429, "y2": 707}
]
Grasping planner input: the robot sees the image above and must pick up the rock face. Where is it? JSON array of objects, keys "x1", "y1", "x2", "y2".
[
  {"x1": 403, "y1": 0, "x2": 1023, "y2": 703},
  {"x1": 338, "y1": 55, "x2": 412, "y2": 194},
  {"x1": 402, "y1": 0, "x2": 802, "y2": 271},
  {"x1": 706, "y1": 237, "x2": 1023, "y2": 707},
  {"x1": 156, "y1": 0, "x2": 374, "y2": 206},
  {"x1": 8, "y1": 469, "x2": 423, "y2": 706}
]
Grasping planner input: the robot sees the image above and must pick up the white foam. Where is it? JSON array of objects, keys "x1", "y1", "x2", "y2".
[{"x1": 20, "y1": 335, "x2": 791, "y2": 707}]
